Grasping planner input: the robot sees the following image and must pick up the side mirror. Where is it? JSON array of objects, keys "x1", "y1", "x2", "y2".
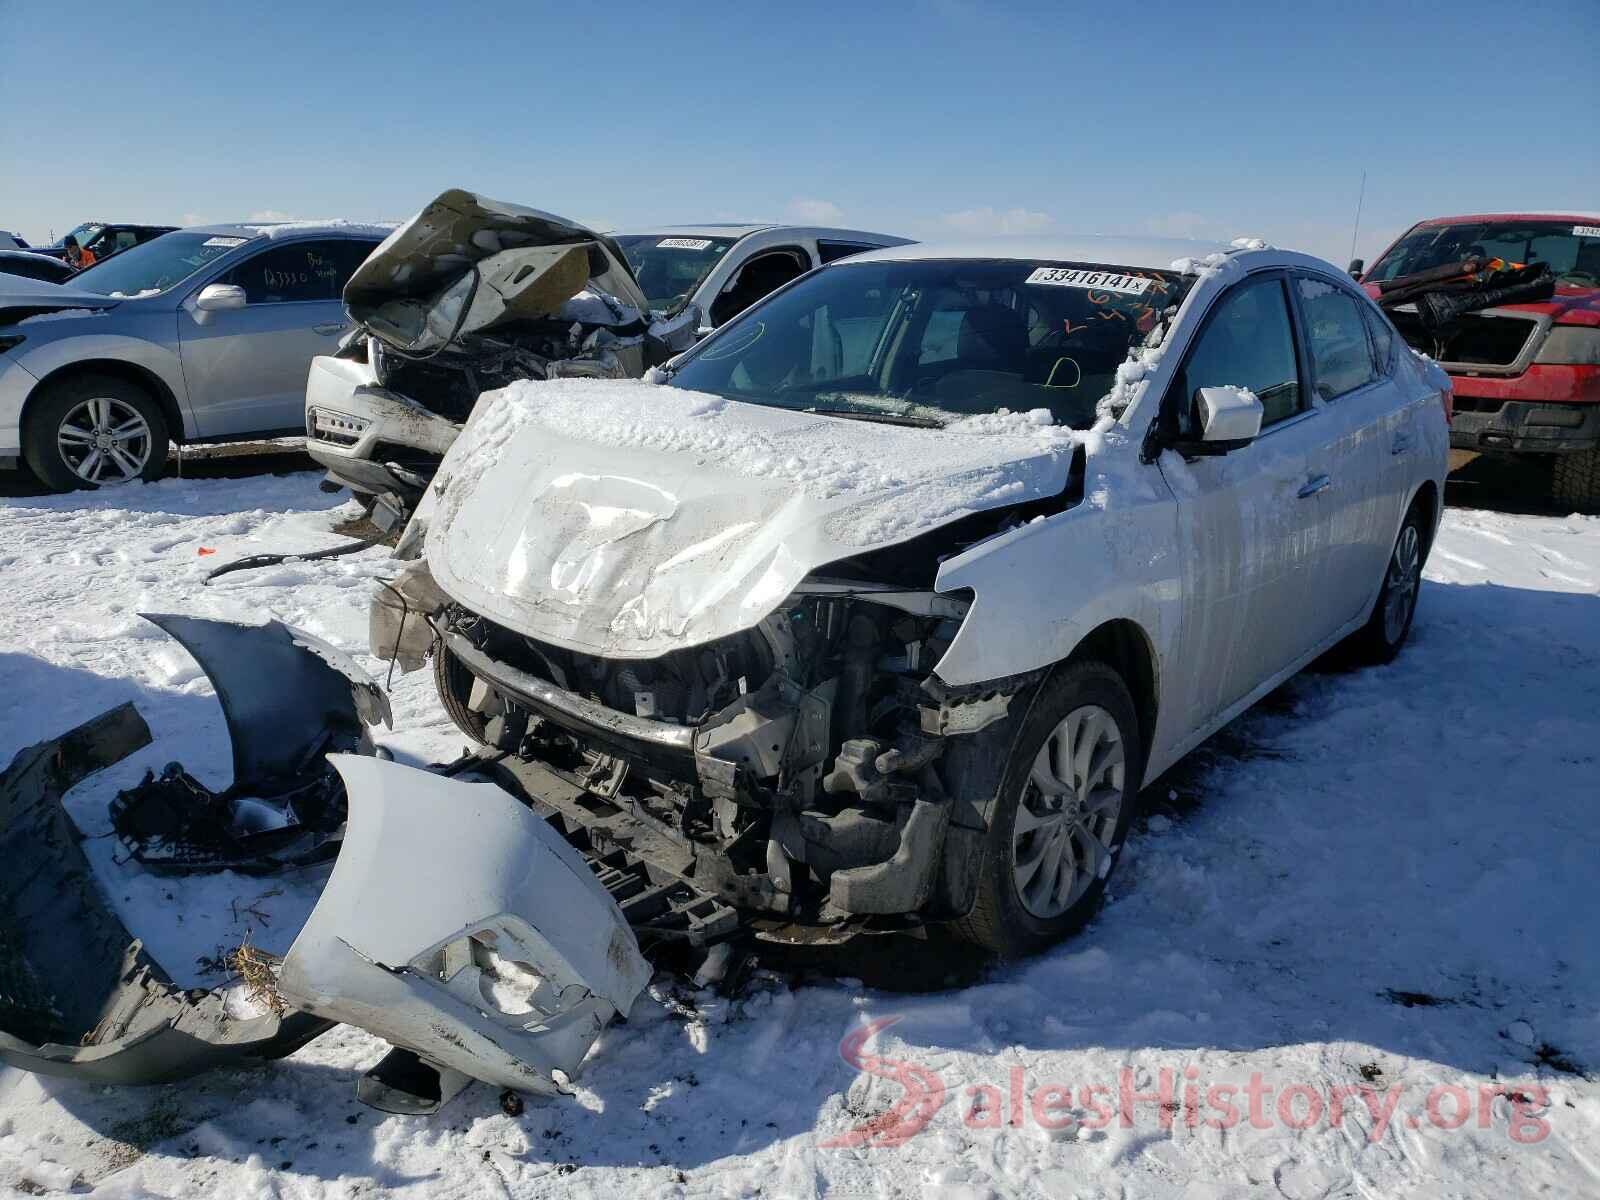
[
  {"x1": 1347, "y1": 258, "x2": 1364, "y2": 279},
  {"x1": 195, "y1": 283, "x2": 246, "y2": 312},
  {"x1": 1196, "y1": 386, "x2": 1263, "y2": 446}
]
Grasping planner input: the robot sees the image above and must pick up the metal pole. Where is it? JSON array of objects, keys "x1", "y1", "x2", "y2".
[{"x1": 1348, "y1": 170, "x2": 1367, "y2": 264}]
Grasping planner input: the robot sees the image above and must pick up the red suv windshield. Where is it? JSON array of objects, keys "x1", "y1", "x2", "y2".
[{"x1": 1368, "y1": 220, "x2": 1600, "y2": 288}]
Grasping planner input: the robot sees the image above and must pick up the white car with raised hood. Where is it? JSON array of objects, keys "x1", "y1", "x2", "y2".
[
  {"x1": 373, "y1": 235, "x2": 1450, "y2": 958},
  {"x1": 304, "y1": 192, "x2": 909, "y2": 525}
]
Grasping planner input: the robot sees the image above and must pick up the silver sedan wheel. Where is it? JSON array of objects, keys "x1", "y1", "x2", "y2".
[
  {"x1": 1382, "y1": 524, "x2": 1422, "y2": 643},
  {"x1": 1011, "y1": 704, "x2": 1126, "y2": 920},
  {"x1": 57, "y1": 397, "x2": 152, "y2": 485}
]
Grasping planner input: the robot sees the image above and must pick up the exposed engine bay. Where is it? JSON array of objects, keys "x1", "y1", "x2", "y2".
[{"x1": 390, "y1": 488, "x2": 1067, "y2": 936}]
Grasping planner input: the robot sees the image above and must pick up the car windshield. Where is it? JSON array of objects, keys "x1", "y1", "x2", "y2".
[
  {"x1": 1367, "y1": 220, "x2": 1600, "y2": 287},
  {"x1": 62, "y1": 222, "x2": 104, "y2": 247},
  {"x1": 69, "y1": 231, "x2": 251, "y2": 297},
  {"x1": 614, "y1": 234, "x2": 740, "y2": 311},
  {"x1": 666, "y1": 258, "x2": 1190, "y2": 429}
]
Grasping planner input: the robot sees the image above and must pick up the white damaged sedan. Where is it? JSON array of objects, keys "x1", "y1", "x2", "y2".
[{"x1": 376, "y1": 236, "x2": 1450, "y2": 957}]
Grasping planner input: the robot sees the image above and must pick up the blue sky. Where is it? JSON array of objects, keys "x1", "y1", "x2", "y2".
[{"x1": 3, "y1": 0, "x2": 1595, "y2": 265}]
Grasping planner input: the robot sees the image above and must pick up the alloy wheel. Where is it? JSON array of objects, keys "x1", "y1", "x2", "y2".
[
  {"x1": 1382, "y1": 524, "x2": 1422, "y2": 644},
  {"x1": 1011, "y1": 704, "x2": 1126, "y2": 919},
  {"x1": 56, "y1": 397, "x2": 152, "y2": 485}
]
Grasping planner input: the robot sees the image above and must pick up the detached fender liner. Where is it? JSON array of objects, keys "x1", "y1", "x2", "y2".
[{"x1": 0, "y1": 704, "x2": 330, "y2": 1084}]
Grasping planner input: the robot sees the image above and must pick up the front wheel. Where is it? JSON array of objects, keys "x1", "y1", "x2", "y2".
[
  {"x1": 23, "y1": 374, "x2": 169, "y2": 492},
  {"x1": 953, "y1": 661, "x2": 1143, "y2": 958},
  {"x1": 432, "y1": 638, "x2": 489, "y2": 745}
]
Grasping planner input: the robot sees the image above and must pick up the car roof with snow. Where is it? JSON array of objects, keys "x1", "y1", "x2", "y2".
[
  {"x1": 182, "y1": 221, "x2": 398, "y2": 241},
  {"x1": 615, "y1": 222, "x2": 910, "y2": 242},
  {"x1": 845, "y1": 234, "x2": 1238, "y2": 270}
]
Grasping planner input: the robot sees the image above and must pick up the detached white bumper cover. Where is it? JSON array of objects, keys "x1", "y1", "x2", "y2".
[{"x1": 277, "y1": 755, "x2": 650, "y2": 1096}]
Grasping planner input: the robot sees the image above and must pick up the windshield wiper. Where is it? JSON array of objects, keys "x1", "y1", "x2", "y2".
[{"x1": 813, "y1": 408, "x2": 941, "y2": 428}]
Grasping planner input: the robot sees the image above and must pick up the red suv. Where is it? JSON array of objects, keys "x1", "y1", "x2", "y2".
[{"x1": 1359, "y1": 213, "x2": 1600, "y2": 509}]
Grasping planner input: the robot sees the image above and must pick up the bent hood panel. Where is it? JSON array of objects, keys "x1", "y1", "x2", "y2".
[
  {"x1": 344, "y1": 188, "x2": 648, "y2": 351},
  {"x1": 426, "y1": 379, "x2": 1077, "y2": 657}
]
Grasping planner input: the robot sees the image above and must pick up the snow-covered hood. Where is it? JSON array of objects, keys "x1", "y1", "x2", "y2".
[
  {"x1": 343, "y1": 188, "x2": 649, "y2": 353},
  {"x1": 425, "y1": 379, "x2": 1079, "y2": 658}
]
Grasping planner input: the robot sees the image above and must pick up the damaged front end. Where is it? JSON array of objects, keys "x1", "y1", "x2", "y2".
[
  {"x1": 380, "y1": 529, "x2": 1069, "y2": 945},
  {"x1": 2, "y1": 616, "x2": 651, "y2": 1113},
  {"x1": 308, "y1": 188, "x2": 698, "y2": 522},
  {"x1": 369, "y1": 381, "x2": 1090, "y2": 943},
  {"x1": 420, "y1": 580, "x2": 1036, "y2": 939}
]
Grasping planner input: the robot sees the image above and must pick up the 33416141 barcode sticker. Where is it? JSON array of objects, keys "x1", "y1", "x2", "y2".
[{"x1": 1024, "y1": 266, "x2": 1152, "y2": 295}]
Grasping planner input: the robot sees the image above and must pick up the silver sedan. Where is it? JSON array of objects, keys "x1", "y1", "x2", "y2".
[{"x1": 0, "y1": 222, "x2": 389, "y2": 490}]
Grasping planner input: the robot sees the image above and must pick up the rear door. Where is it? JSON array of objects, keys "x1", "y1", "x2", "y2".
[
  {"x1": 178, "y1": 238, "x2": 374, "y2": 436},
  {"x1": 1289, "y1": 272, "x2": 1398, "y2": 632},
  {"x1": 1158, "y1": 272, "x2": 1329, "y2": 725}
]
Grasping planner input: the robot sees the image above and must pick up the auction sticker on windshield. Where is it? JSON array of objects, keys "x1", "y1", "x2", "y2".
[
  {"x1": 1026, "y1": 267, "x2": 1153, "y2": 294},
  {"x1": 1573, "y1": 225, "x2": 1600, "y2": 239},
  {"x1": 202, "y1": 237, "x2": 249, "y2": 248},
  {"x1": 658, "y1": 238, "x2": 714, "y2": 250}
]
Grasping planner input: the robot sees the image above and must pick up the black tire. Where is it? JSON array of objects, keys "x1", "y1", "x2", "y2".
[
  {"x1": 952, "y1": 660, "x2": 1144, "y2": 958},
  {"x1": 1552, "y1": 449, "x2": 1600, "y2": 514},
  {"x1": 22, "y1": 373, "x2": 169, "y2": 492},
  {"x1": 432, "y1": 638, "x2": 489, "y2": 744},
  {"x1": 1346, "y1": 500, "x2": 1428, "y2": 665}
]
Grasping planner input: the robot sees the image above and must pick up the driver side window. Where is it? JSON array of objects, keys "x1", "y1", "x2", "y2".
[{"x1": 1178, "y1": 276, "x2": 1304, "y2": 431}]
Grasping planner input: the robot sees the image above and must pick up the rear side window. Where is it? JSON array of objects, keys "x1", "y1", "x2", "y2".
[
  {"x1": 1297, "y1": 277, "x2": 1378, "y2": 399},
  {"x1": 224, "y1": 239, "x2": 376, "y2": 304},
  {"x1": 1178, "y1": 276, "x2": 1304, "y2": 428},
  {"x1": 817, "y1": 240, "x2": 878, "y2": 264},
  {"x1": 1363, "y1": 304, "x2": 1396, "y2": 375}
]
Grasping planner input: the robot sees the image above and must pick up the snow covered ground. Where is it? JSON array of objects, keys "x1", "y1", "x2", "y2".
[{"x1": 1, "y1": 468, "x2": 1597, "y2": 1199}]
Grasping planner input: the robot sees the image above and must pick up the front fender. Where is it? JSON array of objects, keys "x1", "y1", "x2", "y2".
[
  {"x1": 15, "y1": 318, "x2": 191, "y2": 435},
  {"x1": 933, "y1": 448, "x2": 1180, "y2": 682}
]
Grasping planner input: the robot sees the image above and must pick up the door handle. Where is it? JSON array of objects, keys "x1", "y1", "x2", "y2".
[
  {"x1": 313, "y1": 322, "x2": 346, "y2": 335},
  {"x1": 1391, "y1": 432, "x2": 1413, "y2": 456},
  {"x1": 1297, "y1": 474, "x2": 1332, "y2": 499}
]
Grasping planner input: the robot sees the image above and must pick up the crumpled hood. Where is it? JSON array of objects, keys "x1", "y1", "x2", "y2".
[
  {"x1": 343, "y1": 188, "x2": 650, "y2": 353},
  {"x1": 425, "y1": 379, "x2": 1079, "y2": 658}
]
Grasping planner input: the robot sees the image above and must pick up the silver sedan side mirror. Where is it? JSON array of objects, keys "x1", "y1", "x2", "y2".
[
  {"x1": 1196, "y1": 386, "x2": 1264, "y2": 444},
  {"x1": 195, "y1": 283, "x2": 247, "y2": 312}
]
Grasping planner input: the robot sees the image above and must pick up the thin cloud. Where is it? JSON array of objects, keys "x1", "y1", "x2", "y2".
[
  {"x1": 785, "y1": 198, "x2": 845, "y2": 225},
  {"x1": 938, "y1": 207, "x2": 1053, "y2": 236}
]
